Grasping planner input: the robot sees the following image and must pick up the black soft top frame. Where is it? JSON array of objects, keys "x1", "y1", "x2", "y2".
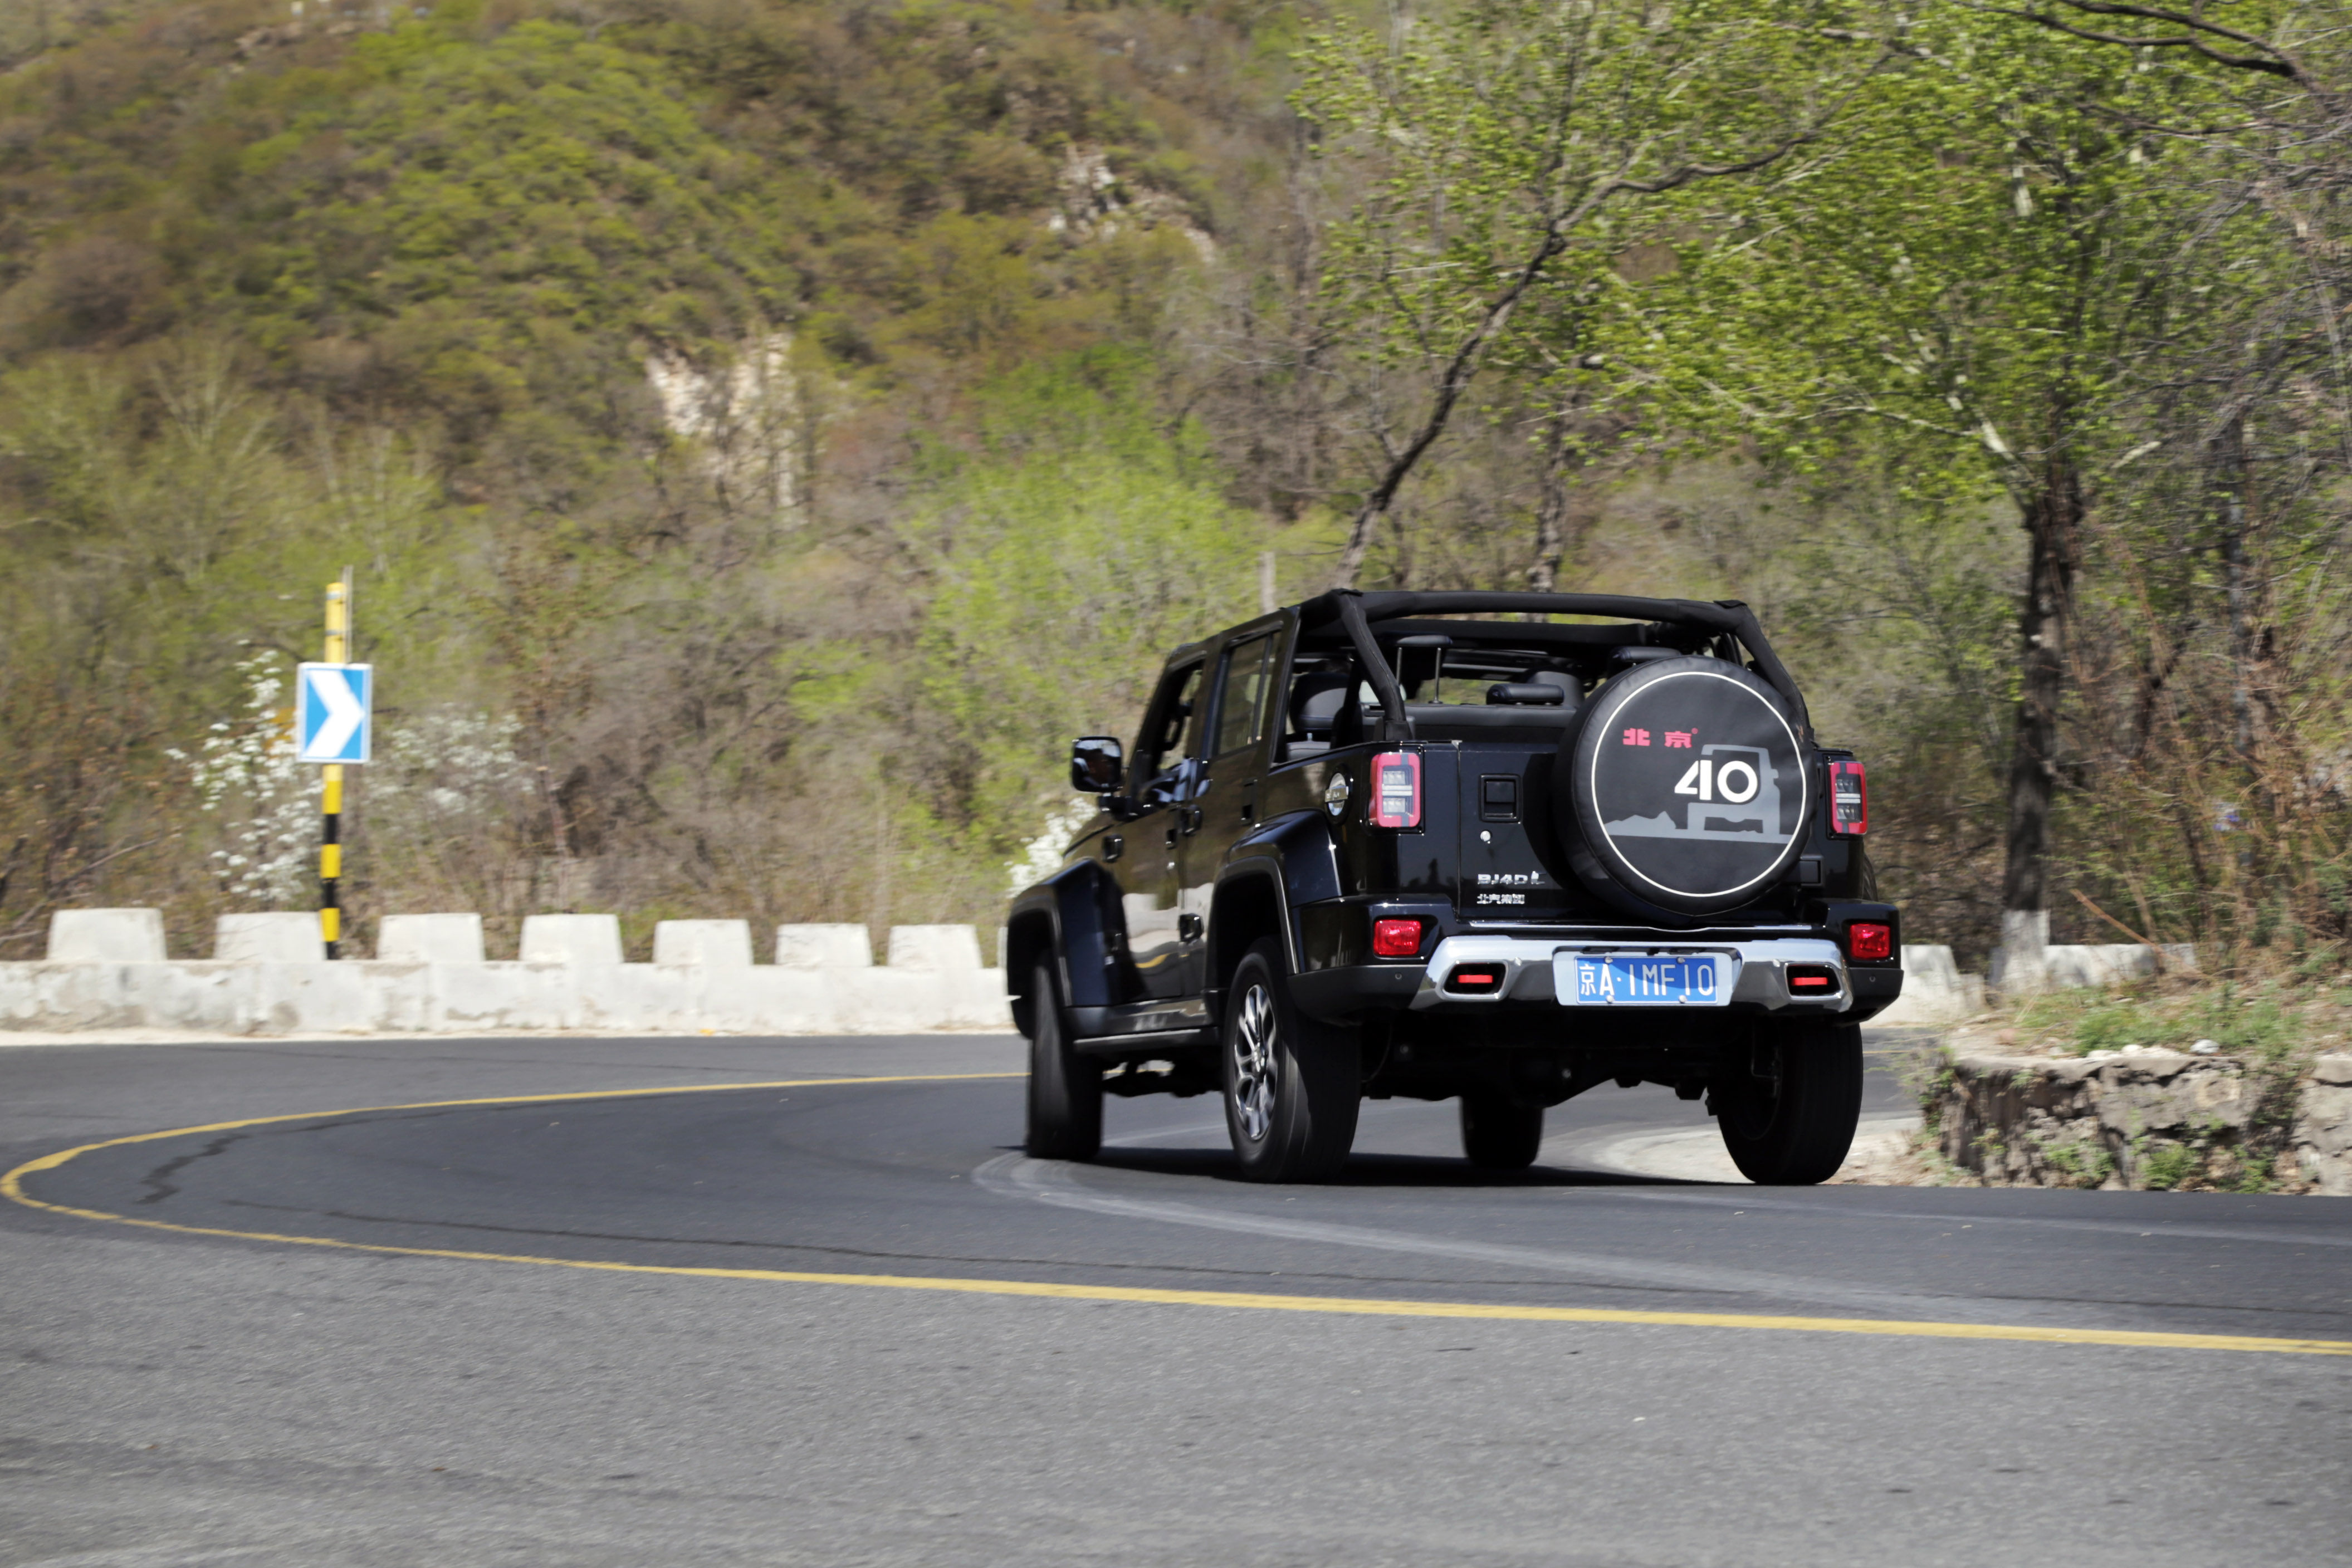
[{"x1": 1294, "y1": 590, "x2": 1812, "y2": 742}]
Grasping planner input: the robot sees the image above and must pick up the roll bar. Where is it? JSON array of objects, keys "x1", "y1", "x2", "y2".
[{"x1": 1297, "y1": 590, "x2": 1813, "y2": 743}]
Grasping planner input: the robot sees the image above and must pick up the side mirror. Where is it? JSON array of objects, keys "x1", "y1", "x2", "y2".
[{"x1": 1071, "y1": 736, "x2": 1124, "y2": 795}]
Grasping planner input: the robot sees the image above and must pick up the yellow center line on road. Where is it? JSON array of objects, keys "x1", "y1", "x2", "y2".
[{"x1": 7, "y1": 1074, "x2": 2349, "y2": 1359}]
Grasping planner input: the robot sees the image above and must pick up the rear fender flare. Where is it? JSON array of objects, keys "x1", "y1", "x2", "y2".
[{"x1": 1213, "y1": 809, "x2": 1342, "y2": 986}]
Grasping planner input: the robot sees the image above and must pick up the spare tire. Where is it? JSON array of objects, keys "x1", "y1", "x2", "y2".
[{"x1": 1553, "y1": 655, "x2": 1810, "y2": 918}]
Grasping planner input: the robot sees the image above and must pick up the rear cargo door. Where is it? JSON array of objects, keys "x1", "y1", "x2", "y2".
[{"x1": 1455, "y1": 743, "x2": 1578, "y2": 918}]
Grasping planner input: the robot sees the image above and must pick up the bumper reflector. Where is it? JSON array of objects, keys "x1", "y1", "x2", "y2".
[
  {"x1": 1445, "y1": 964, "x2": 1505, "y2": 993},
  {"x1": 1372, "y1": 918, "x2": 1425, "y2": 959},
  {"x1": 1786, "y1": 964, "x2": 1840, "y2": 994}
]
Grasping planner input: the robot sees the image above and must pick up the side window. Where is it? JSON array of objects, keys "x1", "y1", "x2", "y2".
[
  {"x1": 1133, "y1": 662, "x2": 1205, "y2": 803},
  {"x1": 1210, "y1": 635, "x2": 1277, "y2": 758}
]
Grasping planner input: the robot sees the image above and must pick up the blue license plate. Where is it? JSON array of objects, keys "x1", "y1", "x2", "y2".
[{"x1": 1557, "y1": 952, "x2": 1731, "y2": 1007}]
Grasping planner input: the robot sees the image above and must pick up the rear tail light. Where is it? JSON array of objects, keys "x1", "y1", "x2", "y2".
[
  {"x1": 1787, "y1": 964, "x2": 1841, "y2": 993},
  {"x1": 1370, "y1": 751, "x2": 1422, "y2": 829},
  {"x1": 1846, "y1": 922, "x2": 1893, "y2": 962},
  {"x1": 1827, "y1": 759, "x2": 1868, "y2": 836},
  {"x1": 1445, "y1": 964, "x2": 1504, "y2": 992},
  {"x1": 1372, "y1": 918, "x2": 1425, "y2": 959}
]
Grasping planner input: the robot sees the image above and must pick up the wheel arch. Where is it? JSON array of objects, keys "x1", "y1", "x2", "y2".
[
  {"x1": 1006, "y1": 861, "x2": 1121, "y2": 1037},
  {"x1": 1208, "y1": 866, "x2": 1290, "y2": 1011}
]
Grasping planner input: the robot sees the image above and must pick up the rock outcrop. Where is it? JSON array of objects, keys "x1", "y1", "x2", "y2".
[{"x1": 1932, "y1": 1047, "x2": 2349, "y2": 1193}]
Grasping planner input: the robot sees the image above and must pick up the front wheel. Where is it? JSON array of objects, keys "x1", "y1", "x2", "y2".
[
  {"x1": 1221, "y1": 937, "x2": 1361, "y2": 1183},
  {"x1": 1025, "y1": 960, "x2": 1102, "y2": 1161},
  {"x1": 1714, "y1": 1023, "x2": 1862, "y2": 1184}
]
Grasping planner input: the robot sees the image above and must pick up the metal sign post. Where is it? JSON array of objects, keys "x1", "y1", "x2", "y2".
[{"x1": 295, "y1": 571, "x2": 369, "y2": 957}]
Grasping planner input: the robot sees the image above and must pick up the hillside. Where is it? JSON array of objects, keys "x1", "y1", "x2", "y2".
[{"x1": 0, "y1": 0, "x2": 1313, "y2": 956}]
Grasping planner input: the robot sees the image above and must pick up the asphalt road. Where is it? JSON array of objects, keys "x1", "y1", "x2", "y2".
[{"x1": 4, "y1": 1032, "x2": 2349, "y2": 1567}]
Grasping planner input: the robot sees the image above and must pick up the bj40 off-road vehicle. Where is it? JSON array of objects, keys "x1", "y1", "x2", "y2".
[{"x1": 1005, "y1": 591, "x2": 1901, "y2": 1184}]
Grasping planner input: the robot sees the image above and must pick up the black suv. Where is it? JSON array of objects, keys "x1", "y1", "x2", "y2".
[{"x1": 1006, "y1": 590, "x2": 1901, "y2": 1184}]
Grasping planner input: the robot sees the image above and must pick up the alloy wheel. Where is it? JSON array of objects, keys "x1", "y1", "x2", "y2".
[{"x1": 1229, "y1": 981, "x2": 1276, "y2": 1142}]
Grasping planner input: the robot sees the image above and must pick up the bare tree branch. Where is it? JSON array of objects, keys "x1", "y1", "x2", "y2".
[{"x1": 1975, "y1": 1, "x2": 2314, "y2": 86}]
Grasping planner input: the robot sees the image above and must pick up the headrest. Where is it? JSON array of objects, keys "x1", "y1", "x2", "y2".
[
  {"x1": 1290, "y1": 672, "x2": 1352, "y2": 733},
  {"x1": 1486, "y1": 682, "x2": 1566, "y2": 707}
]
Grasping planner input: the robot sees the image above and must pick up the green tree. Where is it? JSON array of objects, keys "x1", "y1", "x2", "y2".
[
  {"x1": 1294, "y1": 0, "x2": 1895, "y2": 587},
  {"x1": 914, "y1": 351, "x2": 1263, "y2": 845},
  {"x1": 1673, "y1": 10, "x2": 2242, "y2": 972}
]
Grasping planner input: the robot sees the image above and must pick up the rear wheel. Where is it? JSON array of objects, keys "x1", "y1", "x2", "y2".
[
  {"x1": 1222, "y1": 938, "x2": 1361, "y2": 1183},
  {"x1": 1459, "y1": 1094, "x2": 1544, "y2": 1170},
  {"x1": 1024, "y1": 961, "x2": 1102, "y2": 1161},
  {"x1": 1714, "y1": 1023, "x2": 1862, "y2": 1184}
]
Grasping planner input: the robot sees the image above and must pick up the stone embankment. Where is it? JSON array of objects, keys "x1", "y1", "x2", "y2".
[
  {"x1": 0, "y1": 909, "x2": 1013, "y2": 1037},
  {"x1": 1933, "y1": 1045, "x2": 2352, "y2": 1195}
]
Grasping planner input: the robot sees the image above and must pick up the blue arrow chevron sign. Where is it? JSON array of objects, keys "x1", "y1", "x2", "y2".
[{"x1": 295, "y1": 663, "x2": 373, "y2": 764}]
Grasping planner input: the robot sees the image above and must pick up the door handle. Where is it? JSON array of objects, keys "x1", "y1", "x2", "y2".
[
  {"x1": 1167, "y1": 825, "x2": 1180, "y2": 848},
  {"x1": 1104, "y1": 834, "x2": 1123, "y2": 863}
]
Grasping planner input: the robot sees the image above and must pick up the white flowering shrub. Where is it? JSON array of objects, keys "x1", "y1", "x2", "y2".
[
  {"x1": 1005, "y1": 799, "x2": 1097, "y2": 899},
  {"x1": 369, "y1": 710, "x2": 532, "y2": 829},
  {"x1": 168, "y1": 653, "x2": 315, "y2": 905}
]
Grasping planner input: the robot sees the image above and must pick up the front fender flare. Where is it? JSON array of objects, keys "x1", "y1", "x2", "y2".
[{"x1": 1006, "y1": 861, "x2": 1124, "y2": 1015}]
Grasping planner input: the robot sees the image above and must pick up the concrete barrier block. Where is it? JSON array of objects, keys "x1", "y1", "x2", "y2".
[
  {"x1": 519, "y1": 914, "x2": 623, "y2": 966},
  {"x1": 246, "y1": 961, "x2": 371, "y2": 1033},
  {"x1": 654, "y1": 919, "x2": 754, "y2": 968},
  {"x1": 353, "y1": 962, "x2": 434, "y2": 1032},
  {"x1": 942, "y1": 967, "x2": 1016, "y2": 1030},
  {"x1": 2045, "y1": 943, "x2": 2155, "y2": 989},
  {"x1": 1872, "y1": 943, "x2": 1979, "y2": 1026},
  {"x1": 0, "y1": 942, "x2": 1019, "y2": 1035},
  {"x1": 430, "y1": 961, "x2": 584, "y2": 1031},
  {"x1": 698, "y1": 966, "x2": 836, "y2": 1032},
  {"x1": 837, "y1": 966, "x2": 951, "y2": 1030},
  {"x1": 135, "y1": 961, "x2": 257, "y2": 1032},
  {"x1": 47, "y1": 908, "x2": 167, "y2": 963},
  {"x1": 887, "y1": 924, "x2": 982, "y2": 970},
  {"x1": 775, "y1": 924, "x2": 871, "y2": 968},
  {"x1": 828, "y1": 964, "x2": 1013, "y2": 1030},
  {"x1": 377, "y1": 914, "x2": 486, "y2": 964},
  {"x1": 575, "y1": 963, "x2": 696, "y2": 1032},
  {"x1": 214, "y1": 912, "x2": 322, "y2": 963},
  {"x1": 0, "y1": 962, "x2": 147, "y2": 1028}
]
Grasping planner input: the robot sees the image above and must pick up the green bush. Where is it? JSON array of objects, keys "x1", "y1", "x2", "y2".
[
  {"x1": 2073, "y1": 997, "x2": 2158, "y2": 1055},
  {"x1": 2139, "y1": 1142, "x2": 2199, "y2": 1190}
]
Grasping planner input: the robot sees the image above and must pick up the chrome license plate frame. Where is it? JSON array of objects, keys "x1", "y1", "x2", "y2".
[{"x1": 1555, "y1": 950, "x2": 1735, "y2": 1008}]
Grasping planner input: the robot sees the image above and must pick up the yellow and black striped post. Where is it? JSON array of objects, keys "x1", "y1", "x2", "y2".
[{"x1": 321, "y1": 577, "x2": 348, "y2": 960}]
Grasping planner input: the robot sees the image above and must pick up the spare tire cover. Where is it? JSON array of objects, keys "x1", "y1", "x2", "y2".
[{"x1": 1556, "y1": 656, "x2": 1810, "y2": 916}]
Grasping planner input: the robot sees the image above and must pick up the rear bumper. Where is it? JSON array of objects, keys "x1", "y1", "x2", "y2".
[
  {"x1": 1413, "y1": 934, "x2": 1855, "y2": 1015},
  {"x1": 1291, "y1": 933, "x2": 1902, "y2": 1024}
]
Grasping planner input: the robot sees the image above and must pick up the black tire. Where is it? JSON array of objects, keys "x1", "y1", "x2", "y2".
[
  {"x1": 1024, "y1": 961, "x2": 1102, "y2": 1161},
  {"x1": 1715, "y1": 1023, "x2": 1862, "y2": 1184},
  {"x1": 1221, "y1": 937, "x2": 1361, "y2": 1183},
  {"x1": 1460, "y1": 1093, "x2": 1544, "y2": 1170}
]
